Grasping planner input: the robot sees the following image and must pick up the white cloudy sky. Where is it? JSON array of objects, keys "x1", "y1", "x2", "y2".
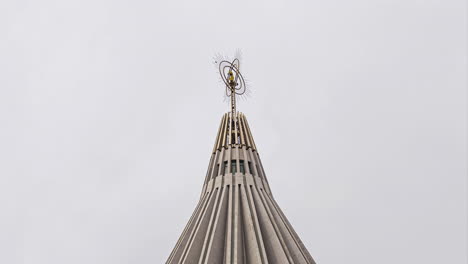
[{"x1": 0, "y1": 0, "x2": 466, "y2": 263}]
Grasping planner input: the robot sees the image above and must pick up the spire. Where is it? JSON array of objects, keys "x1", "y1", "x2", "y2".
[{"x1": 166, "y1": 56, "x2": 316, "y2": 264}]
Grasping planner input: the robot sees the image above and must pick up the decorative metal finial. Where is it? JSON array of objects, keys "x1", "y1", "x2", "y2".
[{"x1": 217, "y1": 57, "x2": 246, "y2": 116}]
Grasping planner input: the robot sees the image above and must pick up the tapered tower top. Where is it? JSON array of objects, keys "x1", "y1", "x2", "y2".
[{"x1": 212, "y1": 112, "x2": 257, "y2": 153}]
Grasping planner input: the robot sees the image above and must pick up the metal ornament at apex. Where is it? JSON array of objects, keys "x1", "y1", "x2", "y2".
[
  {"x1": 166, "y1": 57, "x2": 316, "y2": 264},
  {"x1": 218, "y1": 58, "x2": 246, "y2": 117},
  {"x1": 218, "y1": 58, "x2": 246, "y2": 97}
]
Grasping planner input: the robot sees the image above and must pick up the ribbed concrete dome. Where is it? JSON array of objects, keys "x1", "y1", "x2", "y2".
[{"x1": 167, "y1": 112, "x2": 315, "y2": 264}]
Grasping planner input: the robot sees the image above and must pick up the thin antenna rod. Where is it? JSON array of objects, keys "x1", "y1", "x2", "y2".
[{"x1": 231, "y1": 84, "x2": 236, "y2": 116}]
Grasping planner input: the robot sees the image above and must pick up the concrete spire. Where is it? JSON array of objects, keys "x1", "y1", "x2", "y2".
[{"x1": 167, "y1": 112, "x2": 316, "y2": 264}]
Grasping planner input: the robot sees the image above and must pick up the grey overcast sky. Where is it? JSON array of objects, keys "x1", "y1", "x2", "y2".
[{"x1": 0, "y1": 0, "x2": 466, "y2": 263}]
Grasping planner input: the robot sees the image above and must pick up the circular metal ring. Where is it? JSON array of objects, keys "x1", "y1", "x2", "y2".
[{"x1": 219, "y1": 59, "x2": 246, "y2": 97}]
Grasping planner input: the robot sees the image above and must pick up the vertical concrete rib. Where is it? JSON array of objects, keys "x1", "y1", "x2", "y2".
[
  {"x1": 239, "y1": 114, "x2": 252, "y2": 150},
  {"x1": 180, "y1": 189, "x2": 218, "y2": 264},
  {"x1": 255, "y1": 185, "x2": 296, "y2": 263},
  {"x1": 251, "y1": 186, "x2": 292, "y2": 264},
  {"x1": 242, "y1": 114, "x2": 257, "y2": 151},
  {"x1": 198, "y1": 187, "x2": 224, "y2": 264},
  {"x1": 167, "y1": 193, "x2": 209, "y2": 264},
  {"x1": 238, "y1": 113, "x2": 246, "y2": 147},
  {"x1": 239, "y1": 184, "x2": 263, "y2": 263},
  {"x1": 201, "y1": 186, "x2": 229, "y2": 264},
  {"x1": 224, "y1": 184, "x2": 233, "y2": 264},
  {"x1": 245, "y1": 184, "x2": 269, "y2": 264},
  {"x1": 221, "y1": 114, "x2": 228, "y2": 149},
  {"x1": 228, "y1": 112, "x2": 233, "y2": 146},
  {"x1": 233, "y1": 184, "x2": 241, "y2": 264}
]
